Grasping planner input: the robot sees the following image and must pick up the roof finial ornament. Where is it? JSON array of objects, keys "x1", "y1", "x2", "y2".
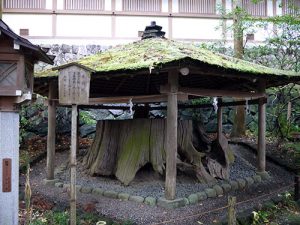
[{"x1": 141, "y1": 21, "x2": 166, "y2": 40}]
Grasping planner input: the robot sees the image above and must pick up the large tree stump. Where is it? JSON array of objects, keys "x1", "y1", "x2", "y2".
[{"x1": 82, "y1": 119, "x2": 233, "y2": 185}]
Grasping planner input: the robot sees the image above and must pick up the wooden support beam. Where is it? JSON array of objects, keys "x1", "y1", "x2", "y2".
[
  {"x1": 165, "y1": 71, "x2": 178, "y2": 200},
  {"x1": 217, "y1": 98, "x2": 223, "y2": 140},
  {"x1": 258, "y1": 97, "x2": 266, "y2": 172},
  {"x1": 46, "y1": 82, "x2": 56, "y2": 180},
  {"x1": 178, "y1": 87, "x2": 265, "y2": 98}
]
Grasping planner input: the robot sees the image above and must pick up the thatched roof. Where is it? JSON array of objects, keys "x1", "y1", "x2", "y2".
[{"x1": 36, "y1": 38, "x2": 298, "y2": 78}]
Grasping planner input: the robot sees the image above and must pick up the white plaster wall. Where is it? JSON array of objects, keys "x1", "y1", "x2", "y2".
[
  {"x1": 45, "y1": 0, "x2": 52, "y2": 10},
  {"x1": 172, "y1": 18, "x2": 222, "y2": 40},
  {"x1": 115, "y1": 0, "x2": 122, "y2": 11},
  {"x1": 173, "y1": 0, "x2": 179, "y2": 13},
  {"x1": 276, "y1": 0, "x2": 283, "y2": 15},
  {"x1": 57, "y1": 0, "x2": 64, "y2": 10},
  {"x1": 0, "y1": 112, "x2": 19, "y2": 225},
  {"x1": 115, "y1": 16, "x2": 169, "y2": 38},
  {"x1": 226, "y1": 0, "x2": 232, "y2": 12},
  {"x1": 56, "y1": 15, "x2": 112, "y2": 37},
  {"x1": 162, "y1": 0, "x2": 169, "y2": 13},
  {"x1": 2, "y1": 14, "x2": 52, "y2": 36},
  {"x1": 267, "y1": 0, "x2": 274, "y2": 16},
  {"x1": 105, "y1": 0, "x2": 111, "y2": 11}
]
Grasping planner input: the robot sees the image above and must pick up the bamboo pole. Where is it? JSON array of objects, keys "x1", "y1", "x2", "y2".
[
  {"x1": 46, "y1": 82, "x2": 56, "y2": 180},
  {"x1": 70, "y1": 104, "x2": 78, "y2": 225},
  {"x1": 228, "y1": 196, "x2": 237, "y2": 225},
  {"x1": 165, "y1": 71, "x2": 178, "y2": 200}
]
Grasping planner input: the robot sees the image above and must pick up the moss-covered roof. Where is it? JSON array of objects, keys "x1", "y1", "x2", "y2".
[{"x1": 35, "y1": 38, "x2": 299, "y2": 78}]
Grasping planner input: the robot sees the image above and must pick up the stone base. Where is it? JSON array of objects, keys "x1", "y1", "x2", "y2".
[
  {"x1": 257, "y1": 171, "x2": 271, "y2": 180},
  {"x1": 157, "y1": 197, "x2": 186, "y2": 209},
  {"x1": 43, "y1": 179, "x2": 59, "y2": 186}
]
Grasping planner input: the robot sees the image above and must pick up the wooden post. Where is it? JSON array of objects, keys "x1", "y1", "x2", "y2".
[
  {"x1": 0, "y1": 0, "x2": 3, "y2": 20},
  {"x1": 217, "y1": 98, "x2": 223, "y2": 141},
  {"x1": 258, "y1": 97, "x2": 266, "y2": 172},
  {"x1": 287, "y1": 101, "x2": 292, "y2": 121},
  {"x1": 46, "y1": 82, "x2": 56, "y2": 180},
  {"x1": 228, "y1": 196, "x2": 237, "y2": 225},
  {"x1": 70, "y1": 105, "x2": 78, "y2": 225},
  {"x1": 165, "y1": 71, "x2": 178, "y2": 200}
]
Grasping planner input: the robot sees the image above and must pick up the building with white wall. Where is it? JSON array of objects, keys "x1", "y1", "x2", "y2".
[{"x1": 2, "y1": 0, "x2": 299, "y2": 46}]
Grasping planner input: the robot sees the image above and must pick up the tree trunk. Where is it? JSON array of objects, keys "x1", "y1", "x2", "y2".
[{"x1": 82, "y1": 119, "x2": 233, "y2": 185}]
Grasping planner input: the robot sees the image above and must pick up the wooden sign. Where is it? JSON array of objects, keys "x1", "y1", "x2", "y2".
[
  {"x1": 2, "y1": 158, "x2": 12, "y2": 192},
  {"x1": 58, "y1": 65, "x2": 90, "y2": 105}
]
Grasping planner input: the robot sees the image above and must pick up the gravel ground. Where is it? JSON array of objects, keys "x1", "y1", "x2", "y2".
[{"x1": 22, "y1": 144, "x2": 294, "y2": 225}]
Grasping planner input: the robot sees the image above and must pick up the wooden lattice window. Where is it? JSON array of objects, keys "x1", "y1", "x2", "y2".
[
  {"x1": 3, "y1": 0, "x2": 46, "y2": 9},
  {"x1": 64, "y1": 0, "x2": 105, "y2": 11},
  {"x1": 241, "y1": 0, "x2": 267, "y2": 17},
  {"x1": 282, "y1": 0, "x2": 300, "y2": 15},
  {"x1": 122, "y1": 0, "x2": 162, "y2": 12},
  {"x1": 178, "y1": 0, "x2": 216, "y2": 14},
  {"x1": 0, "y1": 63, "x2": 18, "y2": 89}
]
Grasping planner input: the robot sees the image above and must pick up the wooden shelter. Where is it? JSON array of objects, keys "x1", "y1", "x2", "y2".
[{"x1": 34, "y1": 24, "x2": 300, "y2": 201}]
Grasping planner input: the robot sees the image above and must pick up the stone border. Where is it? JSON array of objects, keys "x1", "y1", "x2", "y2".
[{"x1": 46, "y1": 170, "x2": 271, "y2": 209}]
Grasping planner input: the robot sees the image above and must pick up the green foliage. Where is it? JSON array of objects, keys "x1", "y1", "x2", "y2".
[{"x1": 79, "y1": 111, "x2": 96, "y2": 125}]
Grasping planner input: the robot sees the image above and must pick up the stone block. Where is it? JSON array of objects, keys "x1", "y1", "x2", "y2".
[
  {"x1": 157, "y1": 197, "x2": 186, "y2": 209},
  {"x1": 145, "y1": 197, "x2": 157, "y2": 206},
  {"x1": 245, "y1": 177, "x2": 254, "y2": 186},
  {"x1": 221, "y1": 183, "x2": 231, "y2": 193},
  {"x1": 237, "y1": 178, "x2": 246, "y2": 189},
  {"x1": 188, "y1": 194, "x2": 198, "y2": 204},
  {"x1": 197, "y1": 192, "x2": 208, "y2": 201},
  {"x1": 183, "y1": 198, "x2": 189, "y2": 205},
  {"x1": 81, "y1": 186, "x2": 92, "y2": 194},
  {"x1": 253, "y1": 175, "x2": 262, "y2": 183},
  {"x1": 118, "y1": 193, "x2": 130, "y2": 201},
  {"x1": 54, "y1": 182, "x2": 64, "y2": 188},
  {"x1": 213, "y1": 185, "x2": 224, "y2": 196},
  {"x1": 205, "y1": 188, "x2": 217, "y2": 198},
  {"x1": 43, "y1": 179, "x2": 59, "y2": 186},
  {"x1": 257, "y1": 171, "x2": 271, "y2": 180},
  {"x1": 129, "y1": 195, "x2": 145, "y2": 203},
  {"x1": 103, "y1": 190, "x2": 118, "y2": 199},
  {"x1": 229, "y1": 180, "x2": 239, "y2": 191},
  {"x1": 76, "y1": 185, "x2": 82, "y2": 192},
  {"x1": 92, "y1": 188, "x2": 104, "y2": 196}
]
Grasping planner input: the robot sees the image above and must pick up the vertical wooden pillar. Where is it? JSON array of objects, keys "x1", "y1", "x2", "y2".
[
  {"x1": 70, "y1": 105, "x2": 78, "y2": 225},
  {"x1": 217, "y1": 98, "x2": 223, "y2": 141},
  {"x1": 258, "y1": 97, "x2": 266, "y2": 172},
  {"x1": 46, "y1": 82, "x2": 56, "y2": 180},
  {"x1": 165, "y1": 71, "x2": 178, "y2": 200}
]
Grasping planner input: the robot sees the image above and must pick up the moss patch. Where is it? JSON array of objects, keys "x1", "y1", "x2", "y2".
[{"x1": 35, "y1": 38, "x2": 299, "y2": 78}]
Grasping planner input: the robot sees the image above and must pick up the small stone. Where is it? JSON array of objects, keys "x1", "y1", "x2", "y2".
[
  {"x1": 205, "y1": 188, "x2": 217, "y2": 198},
  {"x1": 213, "y1": 185, "x2": 223, "y2": 196},
  {"x1": 43, "y1": 179, "x2": 59, "y2": 186},
  {"x1": 253, "y1": 175, "x2": 262, "y2": 183},
  {"x1": 229, "y1": 180, "x2": 239, "y2": 191},
  {"x1": 76, "y1": 185, "x2": 82, "y2": 192},
  {"x1": 118, "y1": 193, "x2": 130, "y2": 201},
  {"x1": 63, "y1": 183, "x2": 70, "y2": 190},
  {"x1": 55, "y1": 182, "x2": 63, "y2": 188},
  {"x1": 237, "y1": 178, "x2": 246, "y2": 189},
  {"x1": 221, "y1": 183, "x2": 231, "y2": 193},
  {"x1": 81, "y1": 187, "x2": 92, "y2": 194},
  {"x1": 245, "y1": 177, "x2": 254, "y2": 186},
  {"x1": 183, "y1": 198, "x2": 189, "y2": 205},
  {"x1": 92, "y1": 188, "x2": 104, "y2": 196},
  {"x1": 145, "y1": 197, "x2": 156, "y2": 206},
  {"x1": 157, "y1": 197, "x2": 186, "y2": 209},
  {"x1": 129, "y1": 195, "x2": 144, "y2": 203},
  {"x1": 197, "y1": 192, "x2": 207, "y2": 201},
  {"x1": 188, "y1": 194, "x2": 198, "y2": 204},
  {"x1": 103, "y1": 190, "x2": 118, "y2": 199}
]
